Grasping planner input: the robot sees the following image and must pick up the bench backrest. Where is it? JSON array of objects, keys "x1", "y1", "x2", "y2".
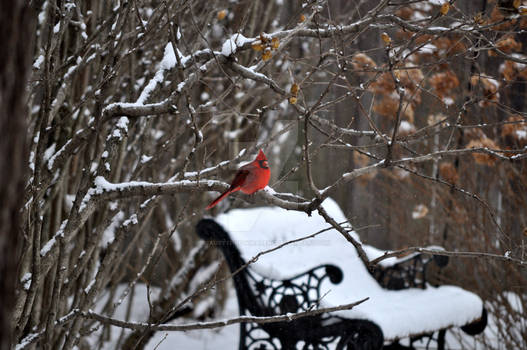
[
  {"x1": 197, "y1": 219, "x2": 274, "y2": 317},
  {"x1": 197, "y1": 219, "x2": 344, "y2": 320}
]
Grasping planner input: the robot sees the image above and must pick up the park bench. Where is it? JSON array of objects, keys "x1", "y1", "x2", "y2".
[{"x1": 196, "y1": 198, "x2": 487, "y2": 349}]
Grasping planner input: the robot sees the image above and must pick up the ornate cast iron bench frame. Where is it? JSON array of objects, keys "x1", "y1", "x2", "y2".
[{"x1": 196, "y1": 219, "x2": 487, "y2": 350}]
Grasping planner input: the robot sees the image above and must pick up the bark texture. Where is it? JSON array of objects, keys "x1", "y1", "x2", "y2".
[{"x1": 0, "y1": 1, "x2": 35, "y2": 348}]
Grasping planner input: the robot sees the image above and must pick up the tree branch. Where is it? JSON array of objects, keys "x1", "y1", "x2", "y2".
[{"x1": 82, "y1": 297, "x2": 368, "y2": 331}]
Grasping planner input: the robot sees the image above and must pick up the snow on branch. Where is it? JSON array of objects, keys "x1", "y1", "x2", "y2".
[
  {"x1": 82, "y1": 297, "x2": 368, "y2": 331},
  {"x1": 81, "y1": 176, "x2": 311, "y2": 212},
  {"x1": 370, "y1": 247, "x2": 527, "y2": 268}
]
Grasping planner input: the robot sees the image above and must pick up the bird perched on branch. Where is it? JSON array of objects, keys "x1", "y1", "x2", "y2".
[{"x1": 206, "y1": 149, "x2": 271, "y2": 209}]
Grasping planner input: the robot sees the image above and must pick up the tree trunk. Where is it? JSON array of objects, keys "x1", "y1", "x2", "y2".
[{"x1": 0, "y1": 1, "x2": 35, "y2": 349}]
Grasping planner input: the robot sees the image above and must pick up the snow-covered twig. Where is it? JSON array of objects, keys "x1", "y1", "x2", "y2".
[
  {"x1": 370, "y1": 247, "x2": 527, "y2": 267},
  {"x1": 82, "y1": 297, "x2": 368, "y2": 331}
]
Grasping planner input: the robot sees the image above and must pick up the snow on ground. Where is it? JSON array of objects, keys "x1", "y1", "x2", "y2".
[
  {"x1": 147, "y1": 289, "x2": 239, "y2": 350},
  {"x1": 88, "y1": 284, "x2": 239, "y2": 349},
  {"x1": 88, "y1": 283, "x2": 516, "y2": 349}
]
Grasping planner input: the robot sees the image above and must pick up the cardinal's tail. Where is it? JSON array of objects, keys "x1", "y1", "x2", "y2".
[{"x1": 206, "y1": 188, "x2": 238, "y2": 209}]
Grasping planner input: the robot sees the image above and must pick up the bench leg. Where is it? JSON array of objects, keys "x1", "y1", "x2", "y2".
[
  {"x1": 335, "y1": 320, "x2": 383, "y2": 350},
  {"x1": 437, "y1": 329, "x2": 445, "y2": 350}
]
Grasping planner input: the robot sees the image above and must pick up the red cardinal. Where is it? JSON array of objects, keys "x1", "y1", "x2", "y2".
[{"x1": 206, "y1": 149, "x2": 270, "y2": 209}]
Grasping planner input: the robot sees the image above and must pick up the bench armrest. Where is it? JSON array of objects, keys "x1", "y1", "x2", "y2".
[{"x1": 370, "y1": 246, "x2": 449, "y2": 290}]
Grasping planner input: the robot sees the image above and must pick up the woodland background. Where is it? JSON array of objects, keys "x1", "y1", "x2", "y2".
[{"x1": 0, "y1": 0, "x2": 526, "y2": 349}]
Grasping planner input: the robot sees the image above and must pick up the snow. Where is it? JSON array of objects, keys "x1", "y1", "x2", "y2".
[
  {"x1": 399, "y1": 120, "x2": 415, "y2": 133},
  {"x1": 418, "y1": 44, "x2": 437, "y2": 55},
  {"x1": 85, "y1": 279, "x2": 96, "y2": 294},
  {"x1": 21, "y1": 273, "x2": 32, "y2": 291},
  {"x1": 160, "y1": 45, "x2": 177, "y2": 69},
  {"x1": 43, "y1": 143, "x2": 56, "y2": 162},
  {"x1": 171, "y1": 230, "x2": 182, "y2": 252},
  {"x1": 40, "y1": 220, "x2": 68, "y2": 257},
  {"x1": 189, "y1": 262, "x2": 221, "y2": 292},
  {"x1": 40, "y1": 237, "x2": 56, "y2": 257},
  {"x1": 101, "y1": 211, "x2": 124, "y2": 247},
  {"x1": 220, "y1": 33, "x2": 251, "y2": 56},
  {"x1": 116, "y1": 116, "x2": 129, "y2": 131},
  {"x1": 46, "y1": 139, "x2": 70, "y2": 170},
  {"x1": 183, "y1": 161, "x2": 229, "y2": 178},
  {"x1": 241, "y1": 64, "x2": 268, "y2": 81},
  {"x1": 428, "y1": 26, "x2": 449, "y2": 31},
  {"x1": 176, "y1": 81, "x2": 185, "y2": 92},
  {"x1": 200, "y1": 92, "x2": 210, "y2": 101},
  {"x1": 86, "y1": 284, "x2": 239, "y2": 349},
  {"x1": 123, "y1": 214, "x2": 138, "y2": 227},
  {"x1": 38, "y1": 2, "x2": 48, "y2": 25},
  {"x1": 442, "y1": 96, "x2": 454, "y2": 106},
  {"x1": 193, "y1": 295, "x2": 217, "y2": 318},
  {"x1": 216, "y1": 198, "x2": 485, "y2": 340},
  {"x1": 428, "y1": 0, "x2": 447, "y2": 5},
  {"x1": 104, "y1": 41, "x2": 191, "y2": 112},
  {"x1": 136, "y1": 70, "x2": 164, "y2": 105},
  {"x1": 33, "y1": 55, "x2": 44, "y2": 69},
  {"x1": 140, "y1": 155, "x2": 153, "y2": 163},
  {"x1": 15, "y1": 332, "x2": 41, "y2": 350},
  {"x1": 511, "y1": 53, "x2": 527, "y2": 69},
  {"x1": 487, "y1": 77, "x2": 500, "y2": 89},
  {"x1": 111, "y1": 129, "x2": 121, "y2": 139}
]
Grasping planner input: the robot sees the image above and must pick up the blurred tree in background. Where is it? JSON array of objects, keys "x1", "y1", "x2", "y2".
[
  {"x1": 11, "y1": 0, "x2": 527, "y2": 349},
  {"x1": 0, "y1": 1, "x2": 35, "y2": 349}
]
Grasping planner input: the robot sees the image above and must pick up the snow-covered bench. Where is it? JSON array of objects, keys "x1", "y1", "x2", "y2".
[{"x1": 197, "y1": 198, "x2": 487, "y2": 349}]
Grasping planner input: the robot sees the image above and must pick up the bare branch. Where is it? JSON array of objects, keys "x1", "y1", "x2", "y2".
[{"x1": 82, "y1": 298, "x2": 369, "y2": 331}]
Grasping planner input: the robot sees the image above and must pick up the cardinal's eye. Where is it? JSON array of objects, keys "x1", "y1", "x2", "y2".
[{"x1": 261, "y1": 160, "x2": 268, "y2": 168}]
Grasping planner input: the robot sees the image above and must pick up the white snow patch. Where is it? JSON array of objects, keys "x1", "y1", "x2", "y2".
[
  {"x1": 193, "y1": 295, "x2": 216, "y2": 318},
  {"x1": 418, "y1": 44, "x2": 436, "y2": 54},
  {"x1": 101, "y1": 211, "x2": 125, "y2": 247},
  {"x1": 487, "y1": 77, "x2": 500, "y2": 89},
  {"x1": 220, "y1": 33, "x2": 251, "y2": 56},
  {"x1": 84, "y1": 279, "x2": 96, "y2": 294},
  {"x1": 123, "y1": 214, "x2": 138, "y2": 227},
  {"x1": 33, "y1": 55, "x2": 44, "y2": 69},
  {"x1": 428, "y1": 0, "x2": 447, "y2": 5},
  {"x1": 200, "y1": 92, "x2": 210, "y2": 101},
  {"x1": 171, "y1": 230, "x2": 182, "y2": 252},
  {"x1": 84, "y1": 284, "x2": 238, "y2": 349},
  {"x1": 140, "y1": 155, "x2": 153, "y2": 163},
  {"x1": 116, "y1": 116, "x2": 129, "y2": 131},
  {"x1": 442, "y1": 96, "x2": 454, "y2": 106},
  {"x1": 399, "y1": 121, "x2": 415, "y2": 133},
  {"x1": 40, "y1": 237, "x2": 56, "y2": 257},
  {"x1": 189, "y1": 262, "x2": 221, "y2": 292},
  {"x1": 43, "y1": 144, "x2": 56, "y2": 162},
  {"x1": 21, "y1": 273, "x2": 32, "y2": 291}
]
